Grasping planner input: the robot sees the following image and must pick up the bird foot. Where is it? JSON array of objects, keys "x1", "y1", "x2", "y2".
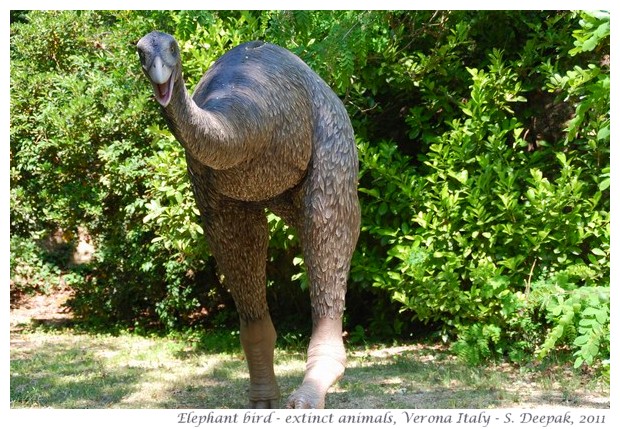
[{"x1": 285, "y1": 380, "x2": 326, "y2": 409}]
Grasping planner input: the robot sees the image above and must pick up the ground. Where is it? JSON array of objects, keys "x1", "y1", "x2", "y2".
[{"x1": 10, "y1": 289, "x2": 610, "y2": 409}]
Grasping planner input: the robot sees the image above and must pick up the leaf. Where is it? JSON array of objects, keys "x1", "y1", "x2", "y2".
[
  {"x1": 573, "y1": 356, "x2": 584, "y2": 368},
  {"x1": 525, "y1": 188, "x2": 537, "y2": 202},
  {"x1": 462, "y1": 107, "x2": 473, "y2": 117},
  {"x1": 359, "y1": 187, "x2": 381, "y2": 198},
  {"x1": 555, "y1": 152, "x2": 567, "y2": 167},
  {"x1": 598, "y1": 178, "x2": 610, "y2": 191},
  {"x1": 592, "y1": 307, "x2": 609, "y2": 325},
  {"x1": 454, "y1": 170, "x2": 469, "y2": 184},
  {"x1": 597, "y1": 125, "x2": 610, "y2": 141}
]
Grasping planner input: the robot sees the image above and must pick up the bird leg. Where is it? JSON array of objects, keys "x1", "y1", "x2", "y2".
[
  {"x1": 240, "y1": 315, "x2": 280, "y2": 408},
  {"x1": 286, "y1": 316, "x2": 345, "y2": 409},
  {"x1": 199, "y1": 195, "x2": 280, "y2": 408}
]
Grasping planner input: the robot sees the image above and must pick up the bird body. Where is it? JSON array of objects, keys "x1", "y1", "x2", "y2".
[
  {"x1": 137, "y1": 31, "x2": 360, "y2": 409},
  {"x1": 187, "y1": 41, "x2": 315, "y2": 201}
]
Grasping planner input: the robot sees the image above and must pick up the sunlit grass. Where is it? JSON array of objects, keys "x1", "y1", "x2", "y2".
[{"x1": 10, "y1": 328, "x2": 609, "y2": 409}]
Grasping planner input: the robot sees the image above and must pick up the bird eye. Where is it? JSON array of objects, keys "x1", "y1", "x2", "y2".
[{"x1": 170, "y1": 45, "x2": 175, "y2": 54}]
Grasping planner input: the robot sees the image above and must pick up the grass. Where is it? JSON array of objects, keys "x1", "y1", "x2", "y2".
[
  {"x1": 10, "y1": 326, "x2": 609, "y2": 409},
  {"x1": 11, "y1": 329, "x2": 248, "y2": 408}
]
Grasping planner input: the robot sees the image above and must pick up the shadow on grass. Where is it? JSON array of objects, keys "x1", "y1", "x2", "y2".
[
  {"x1": 140, "y1": 347, "x2": 610, "y2": 409},
  {"x1": 10, "y1": 338, "x2": 141, "y2": 408},
  {"x1": 10, "y1": 326, "x2": 610, "y2": 409}
]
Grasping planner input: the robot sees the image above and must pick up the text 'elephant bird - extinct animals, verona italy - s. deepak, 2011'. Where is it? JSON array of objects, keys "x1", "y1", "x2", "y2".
[{"x1": 136, "y1": 31, "x2": 360, "y2": 409}]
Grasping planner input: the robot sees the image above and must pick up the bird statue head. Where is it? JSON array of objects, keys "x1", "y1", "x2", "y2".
[{"x1": 137, "y1": 31, "x2": 180, "y2": 107}]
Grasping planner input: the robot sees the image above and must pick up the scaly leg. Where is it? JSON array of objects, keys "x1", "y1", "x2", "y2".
[
  {"x1": 240, "y1": 315, "x2": 279, "y2": 408},
  {"x1": 203, "y1": 196, "x2": 280, "y2": 408},
  {"x1": 286, "y1": 317, "x2": 346, "y2": 409},
  {"x1": 285, "y1": 166, "x2": 360, "y2": 408}
]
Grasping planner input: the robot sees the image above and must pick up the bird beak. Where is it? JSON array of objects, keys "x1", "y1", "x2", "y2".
[
  {"x1": 146, "y1": 56, "x2": 175, "y2": 107},
  {"x1": 148, "y1": 56, "x2": 172, "y2": 85}
]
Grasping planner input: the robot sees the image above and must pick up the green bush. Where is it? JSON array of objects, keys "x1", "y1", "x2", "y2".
[
  {"x1": 353, "y1": 11, "x2": 609, "y2": 367},
  {"x1": 530, "y1": 266, "x2": 609, "y2": 369},
  {"x1": 10, "y1": 236, "x2": 64, "y2": 299},
  {"x1": 10, "y1": 11, "x2": 609, "y2": 371},
  {"x1": 10, "y1": 10, "x2": 208, "y2": 328}
]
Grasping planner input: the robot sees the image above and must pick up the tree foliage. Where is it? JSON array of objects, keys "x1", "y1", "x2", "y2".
[{"x1": 10, "y1": 11, "x2": 609, "y2": 370}]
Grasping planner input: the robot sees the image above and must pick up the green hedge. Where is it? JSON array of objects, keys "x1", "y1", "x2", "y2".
[{"x1": 10, "y1": 11, "x2": 609, "y2": 371}]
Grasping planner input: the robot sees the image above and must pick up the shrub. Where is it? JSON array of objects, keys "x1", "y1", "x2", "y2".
[
  {"x1": 354, "y1": 11, "x2": 609, "y2": 367},
  {"x1": 10, "y1": 11, "x2": 609, "y2": 372}
]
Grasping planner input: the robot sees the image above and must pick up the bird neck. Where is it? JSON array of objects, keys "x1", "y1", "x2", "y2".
[{"x1": 161, "y1": 72, "x2": 246, "y2": 170}]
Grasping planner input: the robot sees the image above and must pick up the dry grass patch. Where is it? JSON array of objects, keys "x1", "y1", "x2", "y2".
[
  {"x1": 10, "y1": 328, "x2": 609, "y2": 409},
  {"x1": 10, "y1": 292, "x2": 608, "y2": 409}
]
